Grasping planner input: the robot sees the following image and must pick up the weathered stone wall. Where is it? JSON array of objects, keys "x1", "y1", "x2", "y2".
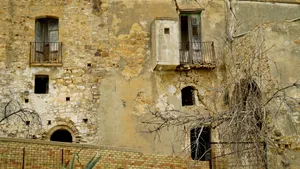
[
  {"x1": 0, "y1": 0, "x2": 224, "y2": 157},
  {"x1": 233, "y1": 0, "x2": 300, "y2": 142},
  {"x1": 0, "y1": 0, "x2": 299, "y2": 168}
]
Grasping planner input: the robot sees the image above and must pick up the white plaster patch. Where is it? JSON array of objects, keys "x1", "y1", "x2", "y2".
[
  {"x1": 292, "y1": 112, "x2": 300, "y2": 123},
  {"x1": 156, "y1": 94, "x2": 174, "y2": 112},
  {"x1": 284, "y1": 41, "x2": 290, "y2": 46},
  {"x1": 139, "y1": 21, "x2": 148, "y2": 29},
  {"x1": 168, "y1": 85, "x2": 176, "y2": 94}
]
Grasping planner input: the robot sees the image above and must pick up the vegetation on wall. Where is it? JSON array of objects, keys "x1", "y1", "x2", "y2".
[{"x1": 61, "y1": 153, "x2": 101, "y2": 169}]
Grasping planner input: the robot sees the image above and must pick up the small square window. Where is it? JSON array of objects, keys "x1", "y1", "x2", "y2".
[
  {"x1": 66, "y1": 97, "x2": 70, "y2": 101},
  {"x1": 164, "y1": 28, "x2": 170, "y2": 34},
  {"x1": 34, "y1": 75, "x2": 49, "y2": 94},
  {"x1": 87, "y1": 63, "x2": 92, "y2": 67},
  {"x1": 25, "y1": 99, "x2": 29, "y2": 103}
]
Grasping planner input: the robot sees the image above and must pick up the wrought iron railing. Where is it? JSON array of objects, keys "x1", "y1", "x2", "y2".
[
  {"x1": 179, "y1": 41, "x2": 216, "y2": 66},
  {"x1": 30, "y1": 42, "x2": 62, "y2": 66}
]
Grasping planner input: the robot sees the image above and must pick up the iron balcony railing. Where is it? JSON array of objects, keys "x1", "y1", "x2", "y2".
[
  {"x1": 30, "y1": 42, "x2": 62, "y2": 66},
  {"x1": 179, "y1": 41, "x2": 216, "y2": 66}
]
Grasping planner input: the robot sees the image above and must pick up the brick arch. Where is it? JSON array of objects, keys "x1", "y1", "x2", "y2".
[{"x1": 46, "y1": 122, "x2": 79, "y2": 143}]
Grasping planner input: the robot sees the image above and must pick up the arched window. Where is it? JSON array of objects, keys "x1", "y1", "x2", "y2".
[
  {"x1": 50, "y1": 129, "x2": 72, "y2": 142},
  {"x1": 182, "y1": 86, "x2": 195, "y2": 106},
  {"x1": 232, "y1": 79, "x2": 262, "y2": 129}
]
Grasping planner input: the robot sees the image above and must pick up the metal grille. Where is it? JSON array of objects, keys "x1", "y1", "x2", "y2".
[
  {"x1": 179, "y1": 41, "x2": 216, "y2": 66},
  {"x1": 30, "y1": 42, "x2": 62, "y2": 66}
]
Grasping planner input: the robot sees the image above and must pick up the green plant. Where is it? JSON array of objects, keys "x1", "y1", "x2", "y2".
[{"x1": 61, "y1": 153, "x2": 101, "y2": 169}]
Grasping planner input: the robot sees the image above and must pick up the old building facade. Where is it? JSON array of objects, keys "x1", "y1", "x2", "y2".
[{"x1": 0, "y1": 0, "x2": 300, "y2": 168}]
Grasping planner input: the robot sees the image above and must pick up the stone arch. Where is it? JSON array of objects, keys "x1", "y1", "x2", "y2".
[
  {"x1": 46, "y1": 122, "x2": 79, "y2": 143},
  {"x1": 51, "y1": 129, "x2": 72, "y2": 142}
]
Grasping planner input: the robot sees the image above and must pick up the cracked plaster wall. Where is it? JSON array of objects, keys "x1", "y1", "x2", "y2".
[
  {"x1": 1, "y1": 0, "x2": 298, "y2": 163},
  {"x1": 0, "y1": 0, "x2": 225, "y2": 156}
]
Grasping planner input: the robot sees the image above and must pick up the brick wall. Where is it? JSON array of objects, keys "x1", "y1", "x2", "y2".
[{"x1": 0, "y1": 137, "x2": 209, "y2": 169}]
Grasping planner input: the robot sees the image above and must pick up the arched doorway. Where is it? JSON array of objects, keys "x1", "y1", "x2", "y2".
[{"x1": 50, "y1": 129, "x2": 72, "y2": 142}]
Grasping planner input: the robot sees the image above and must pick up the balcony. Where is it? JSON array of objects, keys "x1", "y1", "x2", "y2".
[
  {"x1": 30, "y1": 42, "x2": 62, "y2": 67},
  {"x1": 179, "y1": 41, "x2": 216, "y2": 68}
]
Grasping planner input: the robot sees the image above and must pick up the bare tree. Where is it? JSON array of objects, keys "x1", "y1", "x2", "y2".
[
  {"x1": 0, "y1": 99, "x2": 41, "y2": 138},
  {"x1": 143, "y1": 1, "x2": 300, "y2": 168}
]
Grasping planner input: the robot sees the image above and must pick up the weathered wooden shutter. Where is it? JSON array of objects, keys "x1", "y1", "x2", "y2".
[
  {"x1": 35, "y1": 20, "x2": 44, "y2": 52},
  {"x1": 189, "y1": 14, "x2": 201, "y2": 63},
  {"x1": 189, "y1": 14, "x2": 201, "y2": 45},
  {"x1": 35, "y1": 20, "x2": 43, "y2": 42},
  {"x1": 48, "y1": 19, "x2": 59, "y2": 51}
]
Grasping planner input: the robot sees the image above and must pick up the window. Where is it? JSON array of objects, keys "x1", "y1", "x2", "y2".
[
  {"x1": 50, "y1": 129, "x2": 72, "y2": 142},
  {"x1": 190, "y1": 127, "x2": 211, "y2": 161},
  {"x1": 31, "y1": 17, "x2": 62, "y2": 65},
  {"x1": 180, "y1": 13, "x2": 202, "y2": 64},
  {"x1": 232, "y1": 79, "x2": 262, "y2": 129},
  {"x1": 164, "y1": 28, "x2": 170, "y2": 34},
  {"x1": 36, "y1": 18, "x2": 59, "y2": 45},
  {"x1": 34, "y1": 75, "x2": 49, "y2": 94},
  {"x1": 182, "y1": 86, "x2": 195, "y2": 106}
]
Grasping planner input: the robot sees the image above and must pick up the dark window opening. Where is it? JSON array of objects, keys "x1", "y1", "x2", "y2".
[
  {"x1": 50, "y1": 129, "x2": 72, "y2": 142},
  {"x1": 164, "y1": 28, "x2": 170, "y2": 34},
  {"x1": 83, "y1": 118, "x2": 88, "y2": 123},
  {"x1": 182, "y1": 86, "x2": 195, "y2": 106},
  {"x1": 25, "y1": 99, "x2": 29, "y2": 103},
  {"x1": 66, "y1": 97, "x2": 70, "y2": 101},
  {"x1": 190, "y1": 127, "x2": 211, "y2": 161},
  {"x1": 47, "y1": 120, "x2": 51, "y2": 125},
  {"x1": 180, "y1": 15, "x2": 189, "y2": 50},
  {"x1": 34, "y1": 75, "x2": 49, "y2": 94},
  {"x1": 25, "y1": 121, "x2": 30, "y2": 126},
  {"x1": 87, "y1": 63, "x2": 92, "y2": 67}
]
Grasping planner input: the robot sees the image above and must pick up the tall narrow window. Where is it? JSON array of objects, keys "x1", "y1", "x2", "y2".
[
  {"x1": 33, "y1": 18, "x2": 60, "y2": 64},
  {"x1": 34, "y1": 75, "x2": 49, "y2": 94},
  {"x1": 182, "y1": 86, "x2": 195, "y2": 106},
  {"x1": 190, "y1": 127, "x2": 211, "y2": 161},
  {"x1": 180, "y1": 13, "x2": 201, "y2": 64}
]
